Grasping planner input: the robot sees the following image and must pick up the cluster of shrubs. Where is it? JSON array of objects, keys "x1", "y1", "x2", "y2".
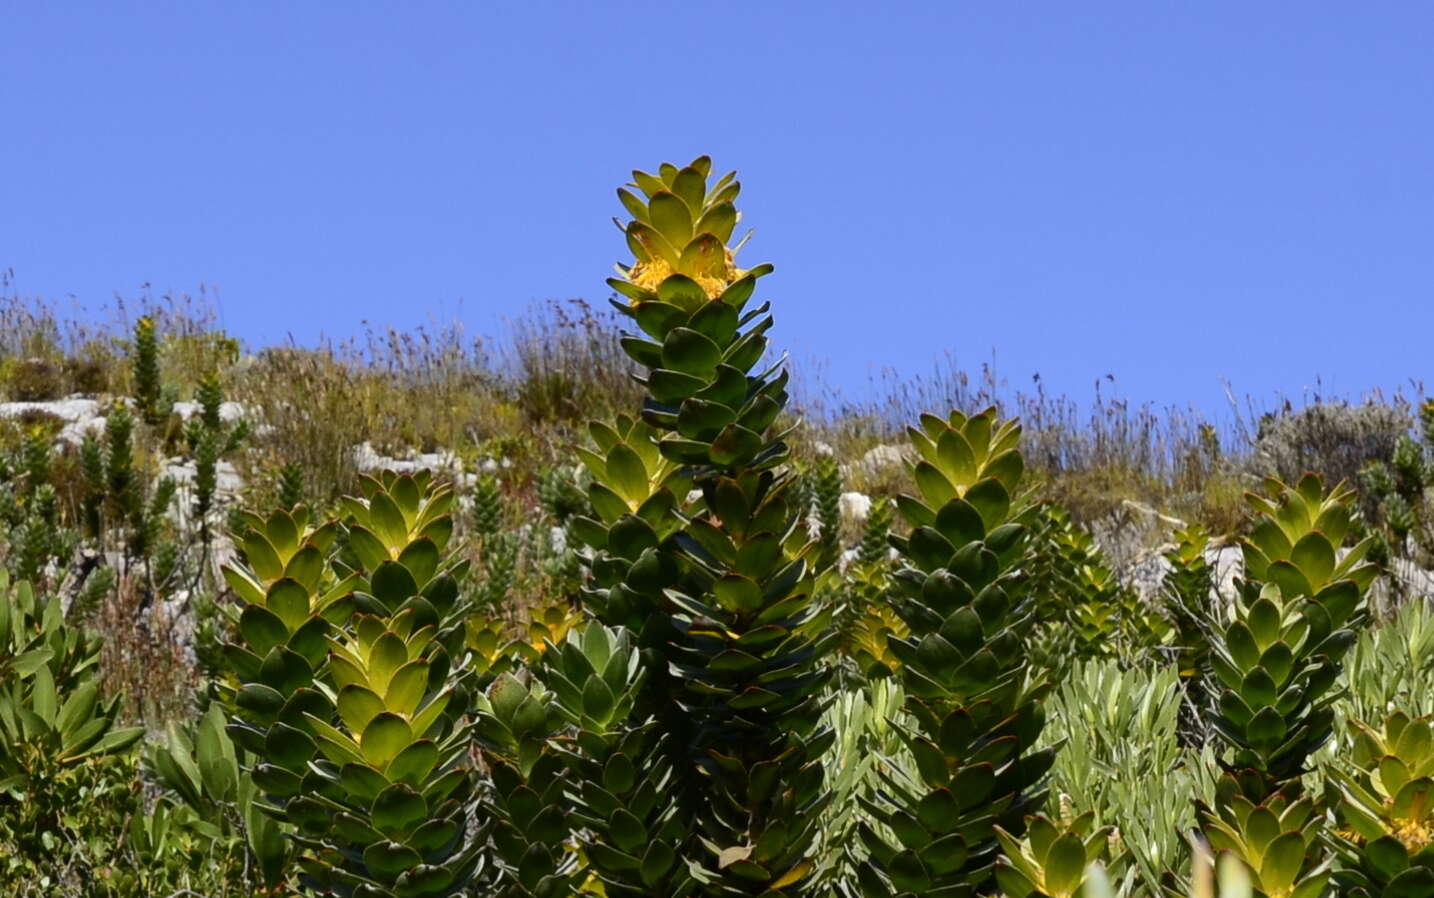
[{"x1": 1, "y1": 159, "x2": 1432, "y2": 897}]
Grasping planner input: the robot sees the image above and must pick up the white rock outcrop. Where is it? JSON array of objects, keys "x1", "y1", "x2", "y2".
[
  {"x1": 0, "y1": 397, "x2": 107, "y2": 445},
  {"x1": 849, "y1": 443, "x2": 912, "y2": 481}
]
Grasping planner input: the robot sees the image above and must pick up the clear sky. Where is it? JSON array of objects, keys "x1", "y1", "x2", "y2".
[{"x1": 4, "y1": 2, "x2": 1431, "y2": 411}]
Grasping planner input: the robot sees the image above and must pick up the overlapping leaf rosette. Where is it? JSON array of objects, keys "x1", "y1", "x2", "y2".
[
  {"x1": 568, "y1": 157, "x2": 834, "y2": 895},
  {"x1": 853, "y1": 409, "x2": 1054, "y2": 896},
  {"x1": 1202, "y1": 792, "x2": 1330, "y2": 898},
  {"x1": 1328, "y1": 711, "x2": 1434, "y2": 896},
  {"x1": 1200, "y1": 474, "x2": 1378, "y2": 898},
  {"x1": 540, "y1": 624, "x2": 700, "y2": 897},
  {"x1": 571, "y1": 414, "x2": 691, "y2": 636},
  {"x1": 995, "y1": 811, "x2": 1113, "y2": 898},
  {"x1": 221, "y1": 472, "x2": 483, "y2": 897},
  {"x1": 297, "y1": 605, "x2": 481, "y2": 896}
]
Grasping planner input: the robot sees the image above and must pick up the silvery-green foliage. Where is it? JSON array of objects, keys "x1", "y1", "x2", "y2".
[
  {"x1": 817, "y1": 676, "x2": 908, "y2": 886},
  {"x1": 1044, "y1": 660, "x2": 1218, "y2": 894},
  {"x1": 1339, "y1": 598, "x2": 1434, "y2": 723}
]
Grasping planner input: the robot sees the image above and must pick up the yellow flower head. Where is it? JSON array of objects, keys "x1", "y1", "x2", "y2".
[{"x1": 625, "y1": 250, "x2": 741, "y2": 305}]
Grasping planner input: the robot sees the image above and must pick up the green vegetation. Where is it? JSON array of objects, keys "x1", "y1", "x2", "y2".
[{"x1": 1, "y1": 160, "x2": 1432, "y2": 896}]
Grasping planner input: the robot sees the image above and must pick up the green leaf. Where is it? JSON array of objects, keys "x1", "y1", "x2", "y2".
[
  {"x1": 933, "y1": 498, "x2": 986, "y2": 548},
  {"x1": 369, "y1": 491, "x2": 410, "y2": 550},
  {"x1": 347, "y1": 526, "x2": 392, "y2": 574},
  {"x1": 408, "y1": 817, "x2": 460, "y2": 855},
  {"x1": 195, "y1": 708, "x2": 237, "y2": 801},
  {"x1": 617, "y1": 187, "x2": 648, "y2": 222},
  {"x1": 656, "y1": 274, "x2": 707, "y2": 309},
  {"x1": 87, "y1": 726, "x2": 144, "y2": 757},
  {"x1": 590, "y1": 842, "x2": 641, "y2": 874},
  {"x1": 489, "y1": 673, "x2": 528, "y2": 721},
  {"x1": 620, "y1": 334, "x2": 664, "y2": 367},
  {"x1": 1259, "y1": 642, "x2": 1295, "y2": 686},
  {"x1": 609, "y1": 808, "x2": 649, "y2": 854},
  {"x1": 363, "y1": 840, "x2": 423, "y2": 879},
  {"x1": 264, "y1": 721, "x2": 317, "y2": 770},
  {"x1": 385, "y1": 660, "x2": 429, "y2": 717},
  {"x1": 582, "y1": 675, "x2": 617, "y2": 722},
  {"x1": 662, "y1": 327, "x2": 722, "y2": 375},
  {"x1": 907, "y1": 526, "x2": 956, "y2": 571},
  {"x1": 385, "y1": 739, "x2": 439, "y2": 785},
  {"x1": 511, "y1": 695, "x2": 550, "y2": 738},
  {"x1": 337, "y1": 685, "x2": 386, "y2": 733},
  {"x1": 1290, "y1": 531, "x2": 1335, "y2": 587},
  {"x1": 237, "y1": 682, "x2": 286, "y2": 717},
  {"x1": 936, "y1": 428, "x2": 977, "y2": 485},
  {"x1": 1246, "y1": 597, "x2": 1284, "y2": 649},
  {"x1": 688, "y1": 299, "x2": 739, "y2": 344},
  {"x1": 679, "y1": 233, "x2": 727, "y2": 280},
  {"x1": 714, "y1": 574, "x2": 765, "y2": 614},
  {"x1": 710, "y1": 424, "x2": 762, "y2": 466},
  {"x1": 371, "y1": 782, "x2": 428, "y2": 838},
  {"x1": 371, "y1": 560, "x2": 419, "y2": 610},
  {"x1": 984, "y1": 448, "x2": 1025, "y2": 492},
  {"x1": 1226, "y1": 621, "x2": 1262, "y2": 670},
  {"x1": 630, "y1": 169, "x2": 665, "y2": 198},
  {"x1": 1043, "y1": 833, "x2": 1089, "y2": 896},
  {"x1": 1365, "y1": 836, "x2": 1411, "y2": 879},
  {"x1": 56, "y1": 681, "x2": 99, "y2": 739},
  {"x1": 888, "y1": 850, "x2": 932, "y2": 892},
  {"x1": 608, "y1": 515, "x2": 659, "y2": 560},
  {"x1": 677, "y1": 398, "x2": 736, "y2": 441},
  {"x1": 1246, "y1": 705, "x2": 1288, "y2": 749},
  {"x1": 631, "y1": 300, "x2": 686, "y2": 340},
  {"x1": 913, "y1": 462, "x2": 957, "y2": 508},
  {"x1": 1384, "y1": 867, "x2": 1434, "y2": 897},
  {"x1": 694, "y1": 201, "x2": 737, "y2": 243},
  {"x1": 264, "y1": 509, "x2": 300, "y2": 556},
  {"x1": 606, "y1": 444, "x2": 650, "y2": 505},
  {"x1": 285, "y1": 615, "x2": 331, "y2": 669},
  {"x1": 369, "y1": 632, "x2": 410, "y2": 695},
  {"x1": 31, "y1": 665, "x2": 57, "y2": 727},
  {"x1": 243, "y1": 533, "x2": 285, "y2": 583},
  {"x1": 265, "y1": 578, "x2": 311, "y2": 631},
  {"x1": 720, "y1": 274, "x2": 758, "y2": 308},
  {"x1": 648, "y1": 191, "x2": 694, "y2": 247},
  {"x1": 222, "y1": 565, "x2": 267, "y2": 605},
  {"x1": 603, "y1": 753, "x2": 637, "y2": 795},
  {"x1": 1391, "y1": 779, "x2": 1434, "y2": 820},
  {"x1": 589, "y1": 483, "x2": 632, "y2": 522},
  {"x1": 640, "y1": 839, "x2": 677, "y2": 887},
  {"x1": 397, "y1": 537, "x2": 440, "y2": 587},
  {"x1": 362, "y1": 713, "x2": 414, "y2": 767},
  {"x1": 1265, "y1": 561, "x2": 1313, "y2": 601},
  {"x1": 1259, "y1": 831, "x2": 1307, "y2": 895},
  {"x1": 672, "y1": 165, "x2": 706, "y2": 210},
  {"x1": 1240, "y1": 667, "x2": 1278, "y2": 708},
  {"x1": 963, "y1": 478, "x2": 1011, "y2": 530}
]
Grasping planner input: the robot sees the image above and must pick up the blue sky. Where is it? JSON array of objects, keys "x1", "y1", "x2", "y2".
[{"x1": 4, "y1": 2, "x2": 1431, "y2": 411}]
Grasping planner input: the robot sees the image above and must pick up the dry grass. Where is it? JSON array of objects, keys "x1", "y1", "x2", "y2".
[
  {"x1": 94, "y1": 574, "x2": 200, "y2": 726},
  {"x1": 0, "y1": 279, "x2": 1426, "y2": 740},
  {"x1": 6, "y1": 279, "x2": 1419, "y2": 538}
]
